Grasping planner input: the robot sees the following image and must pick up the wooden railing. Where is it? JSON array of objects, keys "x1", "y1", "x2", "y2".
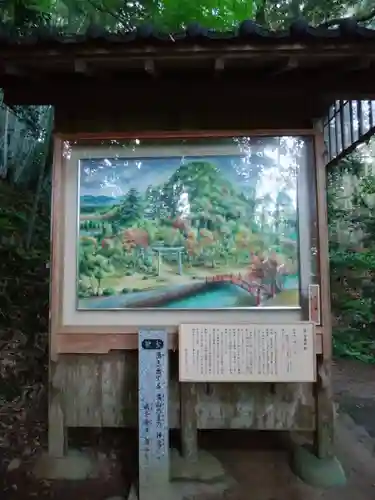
[{"x1": 205, "y1": 273, "x2": 276, "y2": 305}]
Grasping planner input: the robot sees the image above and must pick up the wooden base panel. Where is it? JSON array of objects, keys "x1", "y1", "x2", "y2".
[{"x1": 50, "y1": 352, "x2": 315, "y2": 430}]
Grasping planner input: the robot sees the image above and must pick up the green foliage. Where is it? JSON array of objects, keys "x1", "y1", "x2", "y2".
[
  {"x1": 328, "y1": 142, "x2": 375, "y2": 363},
  {"x1": 1, "y1": 0, "x2": 374, "y2": 32},
  {"x1": 0, "y1": 180, "x2": 50, "y2": 406}
]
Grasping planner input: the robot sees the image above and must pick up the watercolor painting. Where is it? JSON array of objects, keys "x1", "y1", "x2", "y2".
[{"x1": 77, "y1": 138, "x2": 303, "y2": 309}]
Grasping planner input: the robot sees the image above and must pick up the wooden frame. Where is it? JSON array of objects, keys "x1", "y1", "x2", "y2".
[{"x1": 50, "y1": 130, "x2": 325, "y2": 358}]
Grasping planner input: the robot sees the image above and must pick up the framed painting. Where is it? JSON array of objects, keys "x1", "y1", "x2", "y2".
[
  {"x1": 70, "y1": 136, "x2": 315, "y2": 312},
  {"x1": 54, "y1": 134, "x2": 319, "y2": 332}
]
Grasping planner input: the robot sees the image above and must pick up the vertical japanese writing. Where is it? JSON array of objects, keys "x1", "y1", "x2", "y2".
[
  {"x1": 179, "y1": 324, "x2": 315, "y2": 383},
  {"x1": 139, "y1": 330, "x2": 169, "y2": 492}
]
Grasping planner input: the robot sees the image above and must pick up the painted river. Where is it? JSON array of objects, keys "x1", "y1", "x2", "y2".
[{"x1": 79, "y1": 276, "x2": 299, "y2": 309}]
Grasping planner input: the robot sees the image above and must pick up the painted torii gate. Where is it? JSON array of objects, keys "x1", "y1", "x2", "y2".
[{"x1": 152, "y1": 246, "x2": 185, "y2": 276}]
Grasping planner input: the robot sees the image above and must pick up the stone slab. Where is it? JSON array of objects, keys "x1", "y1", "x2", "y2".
[
  {"x1": 127, "y1": 478, "x2": 236, "y2": 500},
  {"x1": 128, "y1": 449, "x2": 235, "y2": 499},
  {"x1": 32, "y1": 449, "x2": 100, "y2": 480},
  {"x1": 171, "y1": 448, "x2": 227, "y2": 482}
]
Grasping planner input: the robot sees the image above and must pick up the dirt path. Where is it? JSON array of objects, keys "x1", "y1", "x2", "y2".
[
  {"x1": 1, "y1": 359, "x2": 375, "y2": 500},
  {"x1": 202, "y1": 359, "x2": 375, "y2": 500}
]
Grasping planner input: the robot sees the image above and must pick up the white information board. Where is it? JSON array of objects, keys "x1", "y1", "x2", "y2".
[{"x1": 179, "y1": 323, "x2": 316, "y2": 383}]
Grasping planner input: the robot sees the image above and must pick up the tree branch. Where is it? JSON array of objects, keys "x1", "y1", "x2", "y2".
[
  {"x1": 85, "y1": 0, "x2": 128, "y2": 27},
  {"x1": 319, "y1": 7, "x2": 375, "y2": 28}
]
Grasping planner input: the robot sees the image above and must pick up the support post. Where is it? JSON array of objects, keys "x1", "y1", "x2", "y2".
[
  {"x1": 48, "y1": 370, "x2": 67, "y2": 458},
  {"x1": 138, "y1": 329, "x2": 170, "y2": 500},
  {"x1": 313, "y1": 123, "x2": 334, "y2": 458},
  {"x1": 180, "y1": 383, "x2": 198, "y2": 462},
  {"x1": 314, "y1": 357, "x2": 334, "y2": 458}
]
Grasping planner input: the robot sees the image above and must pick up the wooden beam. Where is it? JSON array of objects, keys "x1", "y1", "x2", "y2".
[
  {"x1": 144, "y1": 59, "x2": 157, "y2": 77},
  {"x1": 74, "y1": 59, "x2": 91, "y2": 75},
  {"x1": 180, "y1": 383, "x2": 198, "y2": 462},
  {"x1": 2, "y1": 42, "x2": 375, "y2": 63},
  {"x1": 54, "y1": 331, "x2": 323, "y2": 354},
  {"x1": 335, "y1": 56, "x2": 372, "y2": 74},
  {"x1": 3, "y1": 69, "x2": 375, "y2": 105},
  {"x1": 214, "y1": 57, "x2": 225, "y2": 74},
  {"x1": 4, "y1": 64, "x2": 25, "y2": 77},
  {"x1": 271, "y1": 57, "x2": 299, "y2": 76}
]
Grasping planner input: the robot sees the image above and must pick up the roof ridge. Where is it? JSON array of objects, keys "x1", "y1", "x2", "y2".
[{"x1": 0, "y1": 18, "x2": 374, "y2": 46}]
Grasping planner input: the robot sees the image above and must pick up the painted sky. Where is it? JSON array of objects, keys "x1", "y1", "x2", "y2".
[{"x1": 79, "y1": 152, "x2": 298, "y2": 200}]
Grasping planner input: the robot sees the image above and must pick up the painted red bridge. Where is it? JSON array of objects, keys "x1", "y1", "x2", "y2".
[{"x1": 205, "y1": 273, "x2": 276, "y2": 305}]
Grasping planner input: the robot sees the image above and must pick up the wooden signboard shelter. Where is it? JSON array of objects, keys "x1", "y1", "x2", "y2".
[{"x1": 1, "y1": 18, "x2": 375, "y2": 494}]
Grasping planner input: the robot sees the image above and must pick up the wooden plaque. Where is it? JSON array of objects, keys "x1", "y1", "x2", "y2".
[{"x1": 179, "y1": 323, "x2": 316, "y2": 383}]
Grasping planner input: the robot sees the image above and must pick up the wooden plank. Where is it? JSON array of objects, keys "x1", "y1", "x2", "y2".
[
  {"x1": 63, "y1": 356, "x2": 102, "y2": 427},
  {"x1": 55, "y1": 331, "x2": 324, "y2": 354},
  {"x1": 49, "y1": 362, "x2": 67, "y2": 457},
  {"x1": 49, "y1": 136, "x2": 64, "y2": 362},
  {"x1": 138, "y1": 330, "x2": 170, "y2": 500},
  {"x1": 55, "y1": 129, "x2": 316, "y2": 140},
  {"x1": 180, "y1": 383, "x2": 198, "y2": 462},
  {"x1": 48, "y1": 137, "x2": 67, "y2": 457},
  {"x1": 58, "y1": 352, "x2": 315, "y2": 430},
  {"x1": 101, "y1": 352, "x2": 129, "y2": 426}
]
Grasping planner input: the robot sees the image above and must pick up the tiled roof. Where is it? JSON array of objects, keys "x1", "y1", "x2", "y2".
[{"x1": 0, "y1": 18, "x2": 375, "y2": 46}]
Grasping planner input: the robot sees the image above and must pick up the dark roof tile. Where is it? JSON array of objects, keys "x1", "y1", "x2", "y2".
[{"x1": 0, "y1": 18, "x2": 375, "y2": 47}]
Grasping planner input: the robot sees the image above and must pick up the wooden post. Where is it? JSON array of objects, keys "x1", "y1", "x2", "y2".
[
  {"x1": 157, "y1": 251, "x2": 161, "y2": 276},
  {"x1": 49, "y1": 137, "x2": 67, "y2": 458},
  {"x1": 313, "y1": 122, "x2": 334, "y2": 459},
  {"x1": 180, "y1": 383, "x2": 198, "y2": 462},
  {"x1": 177, "y1": 250, "x2": 182, "y2": 275},
  {"x1": 48, "y1": 369, "x2": 67, "y2": 457}
]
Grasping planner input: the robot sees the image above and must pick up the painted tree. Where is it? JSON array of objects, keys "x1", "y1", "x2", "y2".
[{"x1": 119, "y1": 188, "x2": 143, "y2": 227}]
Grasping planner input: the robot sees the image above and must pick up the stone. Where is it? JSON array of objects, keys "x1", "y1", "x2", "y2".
[
  {"x1": 127, "y1": 480, "x2": 236, "y2": 500},
  {"x1": 32, "y1": 449, "x2": 100, "y2": 480},
  {"x1": 291, "y1": 444, "x2": 347, "y2": 488},
  {"x1": 170, "y1": 448, "x2": 226, "y2": 482},
  {"x1": 127, "y1": 449, "x2": 235, "y2": 500}
]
